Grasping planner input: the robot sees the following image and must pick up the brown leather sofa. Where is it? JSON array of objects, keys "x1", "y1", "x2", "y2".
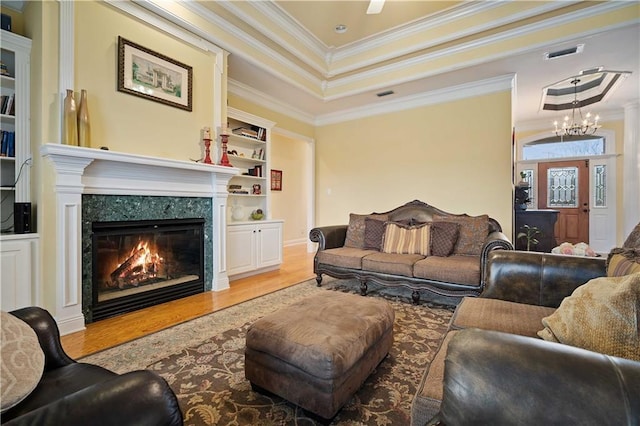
[
  {"x1": 431, "y1": 328, "x2": 640, "y2": 425},
  {"x1": 309, "y1": 200, "x2": 513, "y2": 303},
  {"x1": 411, "y1": 249, "x2": 640, "y2": 425},
  {"x1": 2, "y1": 307, "x2": 183, "y2": 426}
]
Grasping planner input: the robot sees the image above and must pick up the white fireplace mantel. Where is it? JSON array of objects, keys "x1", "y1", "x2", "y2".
[{"x1": 41, "y1": 143, "x2": 239, "y2": 335}]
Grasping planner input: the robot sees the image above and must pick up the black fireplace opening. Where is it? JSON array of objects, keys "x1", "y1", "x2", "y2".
[{"x1": 91, "y1": 218, "x2": 205, "y2": 321}]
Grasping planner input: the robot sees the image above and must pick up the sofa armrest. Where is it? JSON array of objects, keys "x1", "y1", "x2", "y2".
[
  {"x1": 479, "y1": 231, "x2": 513, "y2": 288},
  {"x1": 481, "y1": 250, "x2": 606, "y2": 308},
  {"x1": 4, "y1": 370, "x2": 183, "y2": 426},
  {"x1": 9, "y1": 306, "x2": 75, "y2": 371},
  {"x1": 435, "y1": 329, "x2": 640, "y2": 426},
  {"x1": 309, "y1": 225, "x2": 348, "y2": 251}
]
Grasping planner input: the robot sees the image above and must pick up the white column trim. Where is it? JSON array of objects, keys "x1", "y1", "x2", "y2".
[
  {"x1": 623, "y1": 101, "x2": 640, "y2": 237},
  {"x1": 46, "y1": 154, "x2": 94, "y2": 335}
]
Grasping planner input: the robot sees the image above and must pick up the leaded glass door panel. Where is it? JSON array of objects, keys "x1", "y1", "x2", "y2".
[{"x1": 538, "y1": 160, "x2": 589, "y2": 245}]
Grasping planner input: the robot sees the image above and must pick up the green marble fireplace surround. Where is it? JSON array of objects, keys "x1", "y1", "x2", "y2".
[{"x1": 82, "y1": 195, "x2": 213, "y2": 322}]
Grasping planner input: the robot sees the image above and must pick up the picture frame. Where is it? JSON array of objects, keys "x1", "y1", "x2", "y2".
[
  {"x1": 271, "y1": 169, "x2": 282, "y2": 191},
  {"x1": 117, "y1": 36, "x2": 193, "y2": 111}
]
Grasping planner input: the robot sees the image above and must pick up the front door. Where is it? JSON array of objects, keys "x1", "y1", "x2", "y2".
[{"x1": 538, "y1": 160, "x2": 589, "y2": 244}]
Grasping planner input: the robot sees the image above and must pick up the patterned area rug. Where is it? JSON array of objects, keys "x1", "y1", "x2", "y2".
[{"x1": 82, "y1": 279, "x2": 455, "y2": 425}]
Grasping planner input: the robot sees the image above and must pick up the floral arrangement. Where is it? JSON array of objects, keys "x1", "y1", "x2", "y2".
[{"x1": 551, "y1": 242, "x2": 597, "y2": 257}]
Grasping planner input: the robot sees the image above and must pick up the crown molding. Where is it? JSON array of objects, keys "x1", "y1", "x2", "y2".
[
  {"x1": 328, "y1": 1, "x2": 576, "y2": 76},
  {"x1": 229, "y1": 75, "x2": 514, "y2": 127},
  {"x1": 221, "y1": 0, "x2": 328, "y2": 73},
  {"x1": 228, "y1": 79, "x2": 316, "y2": 125},
  {"x1": 325, "y1": 2, "x2": 635, "y2": 97},
  {"x1": 315, "y1": 74, "x2": 515, "y2": 126},
  {"x1": 272, "y1": 127, "x2": 315, "y2": 145},
  {"x1": 134, "y1": 0, "x2": 635, "y2": 106},
  {"x1": 138, "y1": 0, "x2": 324, "y2": 98}
]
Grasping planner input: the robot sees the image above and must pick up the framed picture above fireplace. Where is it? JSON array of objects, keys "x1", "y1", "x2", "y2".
[{"x1": 117, "y1": 36, "x2": 193, "y2": 111}]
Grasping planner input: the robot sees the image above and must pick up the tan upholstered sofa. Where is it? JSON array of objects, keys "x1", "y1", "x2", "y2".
[
  {"x1": 411, "y1": 235, "x2": 640, "y2": 425},
  {"x1": 309, "y1": 200, "x2": 513, "y2": 303}
]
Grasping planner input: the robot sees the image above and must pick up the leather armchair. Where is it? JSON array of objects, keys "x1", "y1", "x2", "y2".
[
  {"x1": 430, "y1": 328, "x2": 640, "y2": 426},
  {"x1": 482, "y1": 250, "x2": 606, "y2": 307},
  {"x1": 2, "y1": 307, "x2": 183, "y2": 426},
  {"x1": 426, "y1": 248, "x2": 639, "y2": 425}
]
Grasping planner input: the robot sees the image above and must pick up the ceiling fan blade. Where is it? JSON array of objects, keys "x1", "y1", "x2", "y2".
[{"x1": 367, "y1": 0, "x2": 385, "y2": 14}]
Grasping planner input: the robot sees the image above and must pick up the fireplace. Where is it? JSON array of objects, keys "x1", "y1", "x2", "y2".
[{"x1": 91, "y1": 218, "x2": 205, "y2": 321}]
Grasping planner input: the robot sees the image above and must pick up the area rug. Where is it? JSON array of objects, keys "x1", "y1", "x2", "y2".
[{"x1": 82, "y1": 278, "x2": 455, "y2": 425}]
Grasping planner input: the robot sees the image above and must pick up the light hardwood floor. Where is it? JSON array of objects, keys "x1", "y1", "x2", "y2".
[{"x1": 61, "y1": 244, "x2": 315, "y2": 359}]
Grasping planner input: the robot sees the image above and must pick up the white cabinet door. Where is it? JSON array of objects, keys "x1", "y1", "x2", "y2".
[
  {"x1": 0, "y1": 237, "x2": 37, "y2": 311},
  {"x1": 257, "y1": 222, "x2": 282, "y2": 268},
  {"x1": 227, "y1": 221, "x2": 283, "y2": 278},
  {"x1": 227, "y1": 224, "x2": 257, "y2": 276}
]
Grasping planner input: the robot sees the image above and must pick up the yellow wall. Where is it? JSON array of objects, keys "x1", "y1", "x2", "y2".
[
  {"x1": 23, "y1": 1, "x2": 59, "y2": 311},
  {"x1": 270, "y1": 132, "x2": 310, "y2": 244},
  {"x1": 315, "y1": 90, "x2": 514, "y2": 237},
  {"x1": 73, "y1": 2, "x2": 217, "y2": 160}
]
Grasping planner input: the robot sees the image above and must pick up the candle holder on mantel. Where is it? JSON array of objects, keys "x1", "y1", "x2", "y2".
[
  {"x1": 219, "y1": 129, "x2": 233, "y2": 167},
  {"x1": 202, "y1": 127, "x2": 213, "y2": 164}
]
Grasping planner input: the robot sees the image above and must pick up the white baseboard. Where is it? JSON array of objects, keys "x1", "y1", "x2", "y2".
[
  {"x1": 284, "y1": 238, "x2": 307, "y2": 247},
  {"x1": 56, "y1": 314, "x2": 86, "y2": 336}
]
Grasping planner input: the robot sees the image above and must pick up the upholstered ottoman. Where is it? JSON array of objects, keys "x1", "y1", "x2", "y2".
[{"x1": 245, "y1": 290, "x2": 395, "y2": 420}]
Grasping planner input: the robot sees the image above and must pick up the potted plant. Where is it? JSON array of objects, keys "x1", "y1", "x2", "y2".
[{"x1": 517, "y1": 224, "x2": 541, "y2": 251}]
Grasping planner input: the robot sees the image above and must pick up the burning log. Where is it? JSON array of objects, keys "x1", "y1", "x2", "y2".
[{"x1": 110, "y1": 247, "x2": 146, "y2": 288}]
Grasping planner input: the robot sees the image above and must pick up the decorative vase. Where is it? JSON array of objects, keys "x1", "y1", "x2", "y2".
[
  {"x1": 231, "y1": 205, "x2": 244, "y2": 221},
  {"x1": 77, "y1": 89, "x2": 91, "y2": 147},
  {"x1": 63, "y1": 89, "x2": 78, "y2": 146}
]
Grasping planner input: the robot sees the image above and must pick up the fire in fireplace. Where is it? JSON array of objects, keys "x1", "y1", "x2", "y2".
[{"x1": 91, "y1": 218, "x2": 205, "y2": 321}]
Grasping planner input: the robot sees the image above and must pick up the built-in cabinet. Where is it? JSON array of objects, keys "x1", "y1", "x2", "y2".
[
  {"x1": 0, "y1": 30, "x2": 31, "y2": 231},
  {"x1": 225, "y1": 108, "x2": 283, "y2": 279},
  {"x1": 227, "y1": 221, "x2": 284, "y2": 278},
  {"x1": 0, "y1": 30, "x2": 39, "y2": 310},
  {"x1": 0, "y1": 234, "x2": 39, "y2": 311},
  {"x1": 225, "y1": 107, "x2": 276, "y2": 222}
]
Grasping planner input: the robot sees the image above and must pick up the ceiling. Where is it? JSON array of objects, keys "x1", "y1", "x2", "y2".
[
  {"x1": 8, "y1": 0, "x2": 638, "y2": 127},
  {"x1": 209, "y1": 1, "x2": 640, "y2": 127}
]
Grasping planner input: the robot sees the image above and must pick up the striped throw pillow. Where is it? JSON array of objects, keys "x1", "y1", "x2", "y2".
[
  {"x1": 607, "y1": 253, "x2": 640, "y2": 277},
  {"x1": 382, "y1": 222, "x2": 431, "y2": 256}
]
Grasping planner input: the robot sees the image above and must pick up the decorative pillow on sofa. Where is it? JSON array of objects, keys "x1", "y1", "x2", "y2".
[
  {"x1": 345, "y1": 213, "x2": 389, "y2": 249},
  {"x1": 363, "y1": 217, "x2": 387, "y2": 251},
  {"x1": 607, "y1": 248, "x2": 640, "y2": 277},
  {"x1": 382, "y1": 221, "x2": 431, "y2": 256},
  {"x1": 622, "y1": 221, "x2": 640, "y2": 248},
  {"x1": 537, "y1": 272, "x2": 640, "y2": 361},
  {"x1": 430, "y1": 221, "x2": 460, "y2": 257},
  {"x1": 433, "y1": 214, "x2": 488, "y2": 256},
  {"x1": 1, "y1": 311, "x2": 45, "y2": 413}
]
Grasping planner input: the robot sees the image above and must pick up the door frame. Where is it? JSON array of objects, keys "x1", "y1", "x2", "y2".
[{"x1": 515, "y1": 129, "x2": 617, "y2": 253}]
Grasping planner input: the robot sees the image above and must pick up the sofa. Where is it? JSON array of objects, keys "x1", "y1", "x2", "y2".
[
  {"x1": 309, "y1": 200, "x2": 513, "y2": 303},
  {"x1": 411, "y1": 229, "x2": 640, "y2": 425},
  {"x1": 1, "y1": 307, "x2": 183, "y2": 426}
]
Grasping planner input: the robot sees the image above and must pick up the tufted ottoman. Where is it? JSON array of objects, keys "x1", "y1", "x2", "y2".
[{"x1": 245, "y1": 290, "x2": 395, "y2": 420}]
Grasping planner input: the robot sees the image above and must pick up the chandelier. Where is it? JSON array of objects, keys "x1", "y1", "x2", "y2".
[{"x1": 553, "y1": 78, "x2": 601, "y2": 137}]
